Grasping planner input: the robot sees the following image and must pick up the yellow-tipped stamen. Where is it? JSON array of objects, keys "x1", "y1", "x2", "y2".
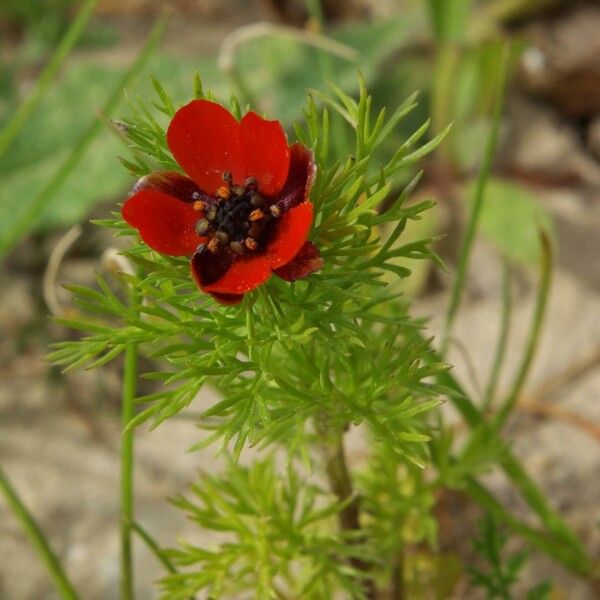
[
  {"x1": 216, "y1": 186, "x2": 230, "y2": 200},
  {"x1": 245, "y1": 237, "x2": 258, "y2": 251}
]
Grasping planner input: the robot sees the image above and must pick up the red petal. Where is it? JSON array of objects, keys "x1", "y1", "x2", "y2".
[
  {"x1": 203, "y1": 255, "x2": 272, "y2": 295},
  {"x1": 190, "y1": 245, "x2": 236, "y2": 287},
  {"x1": 265, "y1": 202, "x2": 314, "y2": 269},
  {"x1": 270, "y1": 143, "x2": 315, "y2": 212},
  {"x1": 131, "y1": 171, "x2": 202, "y2": 203},
  {"x1": 273, "y1": 242, "x2": 323, "y2": 281},
  {"x1": 122, "y1": 190, "x2": 205, "y2": 256},
  {"x1": 240, "y1": 111, "x2": 290, "y2": 197},
  {"x1": 210, "y1": 292, "x2": 244, "y2": 305},
  {"x1": 167, "y1": 100, "x2": 244, "y2": 194}
]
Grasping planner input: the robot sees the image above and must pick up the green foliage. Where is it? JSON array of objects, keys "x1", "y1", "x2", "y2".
[
  {"x1": 0, "y1": 64, "x2": 129, "y2": 233},
  {"x1": 0, "y1": 54, "x2": 223, "y2": 244},
  {"x1": 427, "y1": 0, "x2": 473, "y2": 42},
  {"x1": 51, "y1": 76, "x2": 446, "y2": 468},
  {"x1": 49, "y1": 75, "x2": 452, "y2": 597},
  {"x1": 359, "y1": 445, "x2": 438, "y2": 557},
  {"x1": 468, "y1": 513, "x2": 552, "y2": 600},
  {"x1": 161, "y1": 457, "x2": 372, "y2": 600},
  {"x1": 228, "y1": 11, "x2": 425, "y2": 124},
  {"x1": 469, "y1": 178, "x2": 554, "y2": 264},
  {"x1": 49, "y1": 71, "x2": 593, "y2": 598}
]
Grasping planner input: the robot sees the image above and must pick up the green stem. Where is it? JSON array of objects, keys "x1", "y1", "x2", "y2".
[
  {"x1": 391, "y1": 545, "x2": 405, "y2": 600},
  {"x1": 427, "y1": 348, "x2": 593, "y2": 574},
  {"x1": 304, "y1": 0, "x2": 347, "y2": 160},
  {"x1": 0, "y1": 0, "x2": 101, "y2": 160},
  {"x1": 464, "y1": 477, "x2": 591, "y2": 576},
  {"x1": 493, "y1": 230, "x2": 552, "y2": 430},
  {"x1": 120, "y1": 275, "x2": 141, "y2": 599},
  {"x1": 132, "y1": 521, "x2": 176, "y2": 574},
  {"x1": 442, "y1": 43, "x2": 511, "y2": 353},
  {"x1": 315, "y1": 417, "x2": 377, "y2": 600},
  {"x1": 0, "y1": 465, "x2": 79, "y2": 599},
  {"x1": 0, "y1": 11, "x2": 170, "y2": 258},
  {"x1": 120, "y1": 336, "x2": 138, "y2": 599},
  {"x1": 483, "y1": 258, "x2": 513, "y2": 410},
  {"x1": 431, "y1": 42, "x2": 460, "y2": 160}
]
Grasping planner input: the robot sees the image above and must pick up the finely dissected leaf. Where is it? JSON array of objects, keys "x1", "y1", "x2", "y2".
[{"x1": 53, "y1": 75, "x2": 469, "y2": 599}]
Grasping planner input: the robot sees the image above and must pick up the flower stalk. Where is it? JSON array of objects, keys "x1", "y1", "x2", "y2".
[
  {"x1": 120, "y1": 285, "x2": 139, "y2": 600},
  {"x1": 316, "y1": 417, "x2": 377, "y2": 600}
]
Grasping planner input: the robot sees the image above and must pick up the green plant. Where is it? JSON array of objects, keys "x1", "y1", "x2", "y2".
[
  {"x1": 30, "y1": 74, "x2": 592, "y2": 598},
  {"x1": 468, "y1": 513, "x2": 552, "y2": 600},
  {"x1": 0, "y1": 5, "x2": 596, "y2": 598}
]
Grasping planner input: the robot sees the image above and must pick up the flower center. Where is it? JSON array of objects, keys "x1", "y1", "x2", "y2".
[{"x1": 193, "y1": 173, "x2": 281, "y2": 255}]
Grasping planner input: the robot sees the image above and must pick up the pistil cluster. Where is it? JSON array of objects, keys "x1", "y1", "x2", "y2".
[{"x1": 192, "y1": 172, "x2": 281, "y2": 256}]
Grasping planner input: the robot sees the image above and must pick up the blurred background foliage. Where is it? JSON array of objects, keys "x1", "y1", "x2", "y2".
[{"x1": 1, "y1": 0, "x2": 581, "y2": 267}]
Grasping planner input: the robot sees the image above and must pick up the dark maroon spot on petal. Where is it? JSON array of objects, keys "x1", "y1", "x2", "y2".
[
  {"x1": 270, "y1": 143, "x2": 315, "y2": 214},
  {"x1": 210, "y1": 292, "x2": 244, "y2": 305},
  {"x1": 273, "y1": 241, "x2": 323, "y2": 282},
  {"x1": 190, "y1": 244, "x2": 236, "y2": 288},
  {"x1": 131, "y1": 171, "x2": 207, "y2": 204}
]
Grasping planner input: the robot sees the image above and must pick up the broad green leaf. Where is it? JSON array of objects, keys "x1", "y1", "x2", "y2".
[{"x1": 466, "y1": 178, "x2": 554, "y2": 264}]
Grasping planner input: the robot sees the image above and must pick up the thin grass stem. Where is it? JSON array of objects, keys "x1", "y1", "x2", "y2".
[
  {"x1": 464, "y1": 477, "x2": 591, "y2": 576},
  {"x1": 0, "y1": 465, "x2": 79, "y2": 599},
  {"x1": 0, "y1": 0, "x2": 100, "y2": 160},
  {"x1": 492, "y1": 229, "x2": 552, "y2": 431},
  {"x1": 442, "y1": 43, "x2": 512, "y2": 353},
  {"x1": 120, "y1": 300, "x2": 138, "y2": 599},
  {"x1": 0, "y1": 11, "x2": 170, "y2": 258},
  {"x1": 425, "y1": 343, "x2": 592, "y2": 571},
  {"x1": 483, "y1": 258, "x2": 513, "y2": 410},
  {"x1": 132, "y1": 521, "x2": 176, "y2": 574}
]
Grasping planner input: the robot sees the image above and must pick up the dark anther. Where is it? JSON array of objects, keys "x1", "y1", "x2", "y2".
[
  {"x1": 248, "y1": 222, "x2": 264, "y2": 238},
  {"x1": 198, "y1": 176, "x2": 281, "y2": 254},
  {"x1": 230, "y1": 241, "x2": 245, "y2": 255},
  {"x1": 195, "y1": 219, "x2": 210, "y2": 235},
  {"x1": 206, "y1": 205, "x2": 217, "y2": 221},
  {"x1": 215, "y1": 231, "x2": 230, "y2": 244},
  {"x1": 250, "y1": 193, "x2": 265, "y2": 208}
]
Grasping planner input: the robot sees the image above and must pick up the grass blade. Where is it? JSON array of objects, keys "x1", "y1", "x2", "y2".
[
  {"x1": 132, "y1": 521, "x2": 176, "y2": 574},
  {"x1": 483, "y1": 257, "x2": 513, "y2": 410},
  {"x1": 0, "y1": 465, "x2": 79, "y2": 599},
  {"x1": 442, "y1": 42, "x2": 511, "y2": 353},
  {"x1": 0, "y1": 0, "x2": 100, "y2": 159},
  {"x1": 492, "y1": 229, "x2": 553, "y2": 430},
  {"x1": 0, "y1": 10, "x2": 171, "y2": 258},
  {"x1": 428, "y1": 350, "x2": 592, "y2": 570}
]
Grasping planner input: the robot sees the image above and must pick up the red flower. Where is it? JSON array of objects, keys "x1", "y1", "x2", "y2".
[{"x1": 122, "y1": 100, "x2": 322, "y2": 305}]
